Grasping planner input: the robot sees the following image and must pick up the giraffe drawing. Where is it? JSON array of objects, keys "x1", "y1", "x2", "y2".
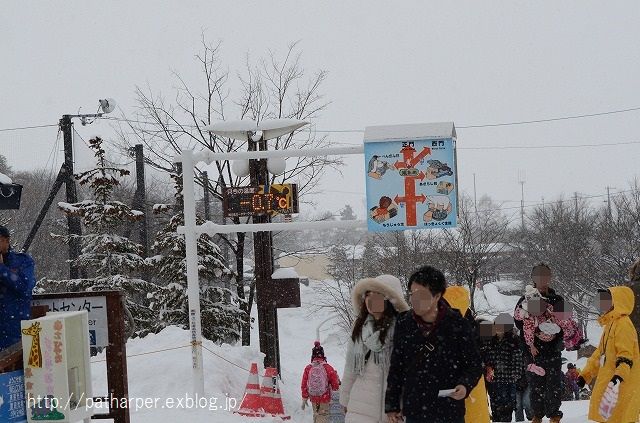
[{"x1": 22, "y1": 322, "x2": 43, "y2": 368}]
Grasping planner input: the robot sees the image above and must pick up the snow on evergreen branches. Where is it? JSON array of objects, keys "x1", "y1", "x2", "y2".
[
  {"x1": 46, "y1": 136, "x2": 153, "y2": 337},
  {"x1": 146, "y1": 172, "x2": 244, "y2": 344}
]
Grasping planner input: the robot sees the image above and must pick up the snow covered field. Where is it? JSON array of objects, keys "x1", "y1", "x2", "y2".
[{"x1": 88, "y1": 281, "x2": 600, "y2": 422}]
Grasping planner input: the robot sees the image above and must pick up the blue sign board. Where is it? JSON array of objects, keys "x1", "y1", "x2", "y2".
[
  {"x1": 0, "y1": 370, "x2": 27, "y2": 422},
  {"x1": 364, "y1": 123, "x2": 458, "y2": 232}
]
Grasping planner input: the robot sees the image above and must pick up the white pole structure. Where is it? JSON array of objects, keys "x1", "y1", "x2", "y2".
[
  {"x1": 192, "y1": 145, "x2": 363, "y2": 164},
  {"x1": 175, "y1": 134, "x2": 365, "y2": 386},
  {"x1": 178, "y1": 219, "x2": 366, "y2": 236},
  {"x1": 180, "y1": 149, "x2": 205, "y2": 397}
]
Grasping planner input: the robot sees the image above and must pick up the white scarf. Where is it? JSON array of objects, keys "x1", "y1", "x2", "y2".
[{"x1": 350, "y1": 315, "x2": 395, "y2": 375}]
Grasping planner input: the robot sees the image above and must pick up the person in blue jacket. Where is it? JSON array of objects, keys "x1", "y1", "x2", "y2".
[{"x1": 0, "y1": 225, "x2": 36, "y2": 350}]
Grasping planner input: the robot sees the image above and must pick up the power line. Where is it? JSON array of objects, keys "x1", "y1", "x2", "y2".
[
  {"x1": 101, "y1": 116, "x2": 640, "y2": 150},
  {"x1": 457, "y1": 106, "x2": 640, "y2": 129},
  {"x1": 4, "y1": 104, "x2": 640, "y2": 137},
  {"x1": 100, "y1": 104, "x2": 640, "y2": 134},
  {"x1": 0, "y1": 123, "x2": 58, "y2": 133},
  {"x1": 459, "y1": 140, "x2": 640, "y2": 150}
]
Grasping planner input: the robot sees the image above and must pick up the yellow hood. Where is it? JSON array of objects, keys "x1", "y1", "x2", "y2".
[
  {"x1": 599, "y1": 286, "x2": 635, "y2": 325},
  {"x1": 443, "y1": 286, "x2": 470, "y2": 316}
]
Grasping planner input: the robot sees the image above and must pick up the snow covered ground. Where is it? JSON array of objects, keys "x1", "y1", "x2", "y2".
[{"x1": 87, "y1": 281, "x2": 599, "y2": 422}]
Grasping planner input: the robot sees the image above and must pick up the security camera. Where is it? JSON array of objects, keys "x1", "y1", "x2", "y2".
[{"x1": 98, "y1": 98, "x2": 116, "y2": 114}]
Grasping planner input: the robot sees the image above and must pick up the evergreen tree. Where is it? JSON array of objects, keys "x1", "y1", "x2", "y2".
[
  {"x1": 41, "y1": 136, "x2": 159, "y2": 337},
  {"x1": 146, "y1": 172, "x2": 244, "y2": 344},
  {"x1": 0, "y1": 154, "x2": 12, "y2": 176}
]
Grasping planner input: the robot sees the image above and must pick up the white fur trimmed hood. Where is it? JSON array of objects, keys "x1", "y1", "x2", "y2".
[{"x1": 352, "y1": 274, "x2": 410, "y2": 314}]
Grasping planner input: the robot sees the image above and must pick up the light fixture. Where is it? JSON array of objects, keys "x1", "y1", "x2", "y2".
[
  {"x1": 231, "y1": 159, "x2": 250, "y2": 177},
  {"x1": 98, "y1": 98, "x2": 117, "y2": 114},
  {"x1": 267, "y1": 158, "x2": 286, "y2": 175},
  {"x1": 205, "y1": 119, "x2": 308, "y2": 142}
]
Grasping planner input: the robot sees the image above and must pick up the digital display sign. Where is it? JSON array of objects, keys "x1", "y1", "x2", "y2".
[{"x1": 222, "y1": 184, "x2": 299, "y2": 218}]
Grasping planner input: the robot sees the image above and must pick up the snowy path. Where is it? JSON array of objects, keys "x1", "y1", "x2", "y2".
[{"x1": 87, "y1": 281, "x2": 597, "y2": 422}]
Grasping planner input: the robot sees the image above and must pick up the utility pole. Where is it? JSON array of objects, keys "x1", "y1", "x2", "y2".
[
  {"x1": 473, "y1": 173, "x2": 478, "y2": 213},
  {"x1": 60, "y1": 115, "x2": 83, "y2": 278},
  {"x1": 132, "y1": 144, "x2": 148, "y2": 257},
  {"x1": 574, "y1": 192, "x2": 579, "y2": 222},
  {"x1": 248, "y1": 134, "x2": 280, "y2": 373},
  {"x1": 23, "y1": 100, "x2": 117, "y2": 258},
  {"x1": 205, "y1": 119, "x2": 308, "y2": 374},
  {"x1": 518, "y1": 171, "x2": 526, "y2": 230}
]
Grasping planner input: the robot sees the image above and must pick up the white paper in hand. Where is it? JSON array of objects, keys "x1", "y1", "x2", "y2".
[
  {"x1": 599, "y1": 381, "x2": 619, "y2": 420},
  {"x1": 438, "y1": 389, "x2": 456, "y2": 397}
]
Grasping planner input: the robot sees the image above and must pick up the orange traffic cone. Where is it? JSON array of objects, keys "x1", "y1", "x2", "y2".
[
  {"x1": 260, "y1": 367, "x2": 290, "y2": 420},
  {"x1": 235, "y1": 362, "x2": 265, "y2": 417}
]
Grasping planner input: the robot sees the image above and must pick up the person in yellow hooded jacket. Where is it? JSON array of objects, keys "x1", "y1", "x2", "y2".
[
  {"x1": 443, "y1": 286, "x2": 491, "y2": 423},
  {"x1": 578, "y1": 286, "x2": 640, "y2": 423}
]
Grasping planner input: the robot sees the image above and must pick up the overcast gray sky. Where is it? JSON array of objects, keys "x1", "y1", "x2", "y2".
[{"x1": 2, "y1": 1, "x2": 640, "y2": 220}]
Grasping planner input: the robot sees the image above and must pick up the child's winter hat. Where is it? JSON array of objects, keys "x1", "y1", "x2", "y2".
[
  {"x1": 524, "y1": 284, "x2": 543, "y2": 301},
  {"x1": 521, "y1": 285, "x2": 546, "y2": 314},
  {"x1": 311, "y1": 341, "x2": 326, "y2": 361}
]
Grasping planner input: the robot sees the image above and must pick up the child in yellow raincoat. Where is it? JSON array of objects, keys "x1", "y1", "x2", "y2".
[
  {"x1": 443, "y1": 286, "x2": 491, "y2": 423},
  {"x1": 579, "y1": 286, "x2": 640, "y2": 423}
]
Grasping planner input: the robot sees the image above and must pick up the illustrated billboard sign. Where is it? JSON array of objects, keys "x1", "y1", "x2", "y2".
[
  {"x1": 364, "y1": 122, "x2": 458, "y2": 232},
  {"x1": 31, "y1": 296, "x2": 108, "y2": 348}
]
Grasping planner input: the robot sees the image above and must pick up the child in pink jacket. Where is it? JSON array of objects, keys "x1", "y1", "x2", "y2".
[
  {"x1": 301, "y1": 341, "x2": 340, "y2": 423},
  {"x1": 515, "y1": 285, "x2": 583, "y2": 374}
]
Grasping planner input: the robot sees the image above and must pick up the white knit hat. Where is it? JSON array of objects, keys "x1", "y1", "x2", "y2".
[{"x1": 351, "y1": 274, "x2": 410, "y2": 314}]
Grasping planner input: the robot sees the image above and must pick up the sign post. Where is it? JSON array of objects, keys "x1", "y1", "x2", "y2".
[{"x1": 364, "y1": 122, "x2": 458, "y2": 232}]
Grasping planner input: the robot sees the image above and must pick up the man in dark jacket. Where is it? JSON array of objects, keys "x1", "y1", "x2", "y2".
[
  {"x1": 385, "y1": 266, "x2": 483, "y2": 423},
  {"x1": 513, "y1": 263, "x2": 565, "y2": 423},
  {"x1": 0, "y1": 225, "x2": 36, "y2": 350}
]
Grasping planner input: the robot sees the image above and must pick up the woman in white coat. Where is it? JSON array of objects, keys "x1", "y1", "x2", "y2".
[{"x1": 339, "y1": 275, "x2": 410, "y2": 423}]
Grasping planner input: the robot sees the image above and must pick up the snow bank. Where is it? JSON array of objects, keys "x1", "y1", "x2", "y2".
[
  {"x1": 490, "y1": 278, "x2": 527, "y2": 294},
  {"x1": 474, "y1": 282, "x2": 521, "y2": 320}
]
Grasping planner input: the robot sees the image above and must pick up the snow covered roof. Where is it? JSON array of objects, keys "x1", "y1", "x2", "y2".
[
  {"x1": 364, "y1": 122, "x2": 456, "y2": 143},
  {"x1": 0, "y1": 172, "x2": 12, "y2": 184},
  {"x1": 272, "y1": 267, "x2": 299, "y2": 279}
]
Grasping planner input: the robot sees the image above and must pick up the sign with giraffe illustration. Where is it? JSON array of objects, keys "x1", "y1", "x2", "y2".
[
  {"x1": 364, "y1": 122, "x2": 459, "y2": 232},
  {"x1": 21, "y1": 311, "x2": 93, "y2": 423}
]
